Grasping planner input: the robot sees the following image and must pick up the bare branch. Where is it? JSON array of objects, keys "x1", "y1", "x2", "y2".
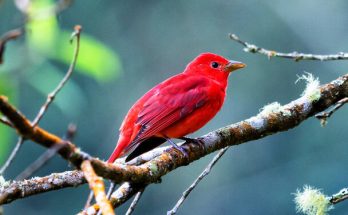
[
  {"x1": 229, "y1": 33, "x2": 348, "y2": 61},
  {"x1": 0, "y1": 117, "x2": 12, "y2": 128},
  {"x1": 15, "y1": 144, "x2": 63, "y2": 180},
  {"x1": 16, "y1": 123, "x2": 77, "y2": 180},
  {"x1": 0, "y1": 26, "x2": 81, "y2": 176},
  {"x1": 167, "y1": 147, "x2": 229, "y2": 215},
  {"x1": 81, "y1": 160, "x2": 114, "y2": 215},
  {"x1": 0, "y1": 28, "x2": 23, "y2": 64},
  {"x1": 84, "y1": 191, "x2": 95, "y2": 209},
  {"x1": 0, "y1": 95, "x2": 83, "y2": 166},
  {"x1": 330, "y1": 188, "x2": 348, "y2": 205},
  {"x1": 0, "y1": 28, "x2": 24, "y2": 174},
  {"x1": 0, "y1": 137, "x2": 24, "y2": 175},
  {"x1": 31, "y1": 25, "x2": 82, "y2": 127},
  {"x1": 79, "y1": 183, "x2": 146, "y2": 215},
  {"x1": 315, "y1": 97, "x2": 348, "y2": 126},
  {"x1": 106, "y1": 183, "x2": 116, "y2": 200},
  {"x1": 64, "y1": 123, "x2": 77, "y2": 141},
  {"x1": 125, "y1": 188, "x2": 145, "y2": 215},
  {"x1": 0, "y1": 73, "x2": 347, "y2": 206},
  {"x1": 0, "y1": 170, "x2": 85, "y2": 205}
]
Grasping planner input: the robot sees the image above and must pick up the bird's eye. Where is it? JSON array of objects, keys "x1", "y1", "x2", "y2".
[{"x1": 211, "y1": 62, "x2": 219, "y2": 68}]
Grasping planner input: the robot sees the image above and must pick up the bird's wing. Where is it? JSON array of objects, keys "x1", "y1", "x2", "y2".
[{"x1": 124, "y1": 76, "x2": 210, "y2": 151}]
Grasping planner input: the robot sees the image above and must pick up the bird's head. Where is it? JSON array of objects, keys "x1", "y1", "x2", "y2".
[{"x1": 184, "y1": 52, "x2": 246, "y2": 83}]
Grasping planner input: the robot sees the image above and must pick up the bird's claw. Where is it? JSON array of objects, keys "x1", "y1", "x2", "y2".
[
  {"x1": 165, "y1": 137, "x2": 189, "y2": 159},
  {"x1": 171, "y1": 143, "x2": 189, "y2": 159},
  {"x1": 180, "y1": 137, "x2": 206, "y2": 152}
]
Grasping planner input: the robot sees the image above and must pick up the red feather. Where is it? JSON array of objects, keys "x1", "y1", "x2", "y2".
[{"x1": 108, "y1": 53, "x2": 245, "y2": 162}]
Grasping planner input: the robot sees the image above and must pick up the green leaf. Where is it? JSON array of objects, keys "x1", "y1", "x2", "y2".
[
  {"x1": 26, "y1": 0, "x2": 59, "y2": 54},
  {"x1": 25, "y1": 0, "x2": 122, "y2": 82},
  {"x1": 55, "y1": 31, "x2": 122, "y2": 81}
]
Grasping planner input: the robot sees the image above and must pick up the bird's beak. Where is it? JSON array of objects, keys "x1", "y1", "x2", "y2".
[{"x1": 224, "y1": 60, "x2": 246, "y2": 72}]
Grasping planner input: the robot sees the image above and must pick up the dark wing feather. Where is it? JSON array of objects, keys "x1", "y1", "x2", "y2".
[{"x1": 125, "y1": 137, "x2": 166, "y2": 162}]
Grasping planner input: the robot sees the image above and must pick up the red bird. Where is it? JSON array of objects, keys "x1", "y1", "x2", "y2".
[{"x1": 108, "y1": 53, "x2": 245, "y2": 163}]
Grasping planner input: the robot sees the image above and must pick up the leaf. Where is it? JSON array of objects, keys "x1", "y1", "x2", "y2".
[
  {"x1": 55, "y1": 31, "x2": 122, "y2": 81},
  {"x1": 26, "y1": 0, "x2": 59, "y2": 54},
  {"x1": 25, "y1": 0, "x2": 122, "y2": 82}
]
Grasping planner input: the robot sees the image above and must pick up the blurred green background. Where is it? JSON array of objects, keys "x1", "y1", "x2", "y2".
[{"x1": 1, "y1": 0, "x2": 347, "y2": 214}]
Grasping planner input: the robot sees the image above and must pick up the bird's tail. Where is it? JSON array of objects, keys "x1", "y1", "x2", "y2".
[
  {"x1": 107, "y1": 147, "x2": 122, "y2": 163},
  {"x1": 107, "y1": 135, "x2": 128, "y2": 163}
]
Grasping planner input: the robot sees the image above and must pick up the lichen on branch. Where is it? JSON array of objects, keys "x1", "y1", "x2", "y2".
[{"x1": 0, "y1": 73, "x2": 347, "y2": 208}]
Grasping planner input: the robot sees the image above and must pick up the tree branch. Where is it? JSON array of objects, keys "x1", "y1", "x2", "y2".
[
  {"x1": 0, "y1": 73, "x2": 347, "y2": 207},
  {"x1": 0, "y1": 25, "x2": 81, "y2": 175},
  {"x1": 0, "y1": 170, "x2": 85, "y2": 204},
  {"x1": 16, "y1": 124, "x2": 77, "y2": 180},
  {"x1": 330, "y1": 188, "x2": 348, "y2": 205},
  {"x1": 229, "y1": 33, "x2": 348, "y2": 61},
  {"x1": 81, "y1": 160, "x2": 114, "y2": 215},
  {"x1": 315, "y1": 97, "x2": 348, "y2": 126},
  {"x1": 78, "y1": 183, "x2": 146, "y2": 215}
]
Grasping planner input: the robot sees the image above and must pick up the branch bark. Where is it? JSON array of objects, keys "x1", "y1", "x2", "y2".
[
  {"x1": 330, "y1": 188, "x2": 348, "y2": 205},
  {"x1": 81, "y1": 160, "x2": 114, "y2": 215},
  {"x1": 0, "y1": 171, "x2": 85, "y2": 204},
  {"x1": 78, "y1": 183, "x2": 145, "y2": 215},
  {"x1": 1, "y1": 73, "x2": 347, "y2": 207},
  {"x1": 229, "y1": 33, "x2": 348, "y2": 61}
]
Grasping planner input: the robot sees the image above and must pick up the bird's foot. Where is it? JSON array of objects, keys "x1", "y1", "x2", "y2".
[
  {"x1": 179, "y1": 137, "x2": 206, "y2": 152},
  {"x1": 165, "y1": 138, "x2": 189, "y2": 159}
]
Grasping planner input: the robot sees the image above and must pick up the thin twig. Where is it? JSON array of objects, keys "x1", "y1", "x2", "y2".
[
  {"x1": 31, "y1": 25, "x2": 82, "y2": 127},
  {"x1": 315, "y1": 97, "x2": 348, "y2": 126},
  {"x1": 0, "y1": 26, "x2": 81, "y2": 176},
  {"x1": 64, "y1": 123, "x2": 77, "y2": 141},
  {"x1": 0, "y1": 29, "x2": 21, "y2": 134},
  {"x1": 81, "y1": 160, "x2": 115, "y2": 215},
  {"x1": 79, "y1": 183, "x2": 146, "y2": 215},
  {"x1": 167, "y1": 147, "x2": 229, "y2": 215},
  {"x1": 229, "y1": 33, "x2": 348, "y2": 61},
  {"x1": 0, "y1": 137, "x2": 24, "y2": 175},
  {"x1": 330, "y1": 188, "x2": 348, "y2": 205},
  {"x1": 0, "y1": 117, "x2": 12, "y2": 128},
  {"x1": 15, "y1": 144, "x2": 63, "y2": 180},
  {"x1": 0, "y1": 28, "x2": 23, "y2": 64},
  {"x1": 16, "y1": 124, "x2": 76, "y2": 180},
  {"x1": 106, "y1": 182, "x2": 116, "y2": 200},
  {"x1": 85, "y1": 191, "x2": 95, "y2": 209},
  {"x1": 125, "y1": 188, "x2": 145, "y2": 215}
]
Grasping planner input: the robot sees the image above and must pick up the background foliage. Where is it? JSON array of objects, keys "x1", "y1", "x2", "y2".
[{"x1": 0, "y1": 0, "x2": 347, "y2": 214}]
